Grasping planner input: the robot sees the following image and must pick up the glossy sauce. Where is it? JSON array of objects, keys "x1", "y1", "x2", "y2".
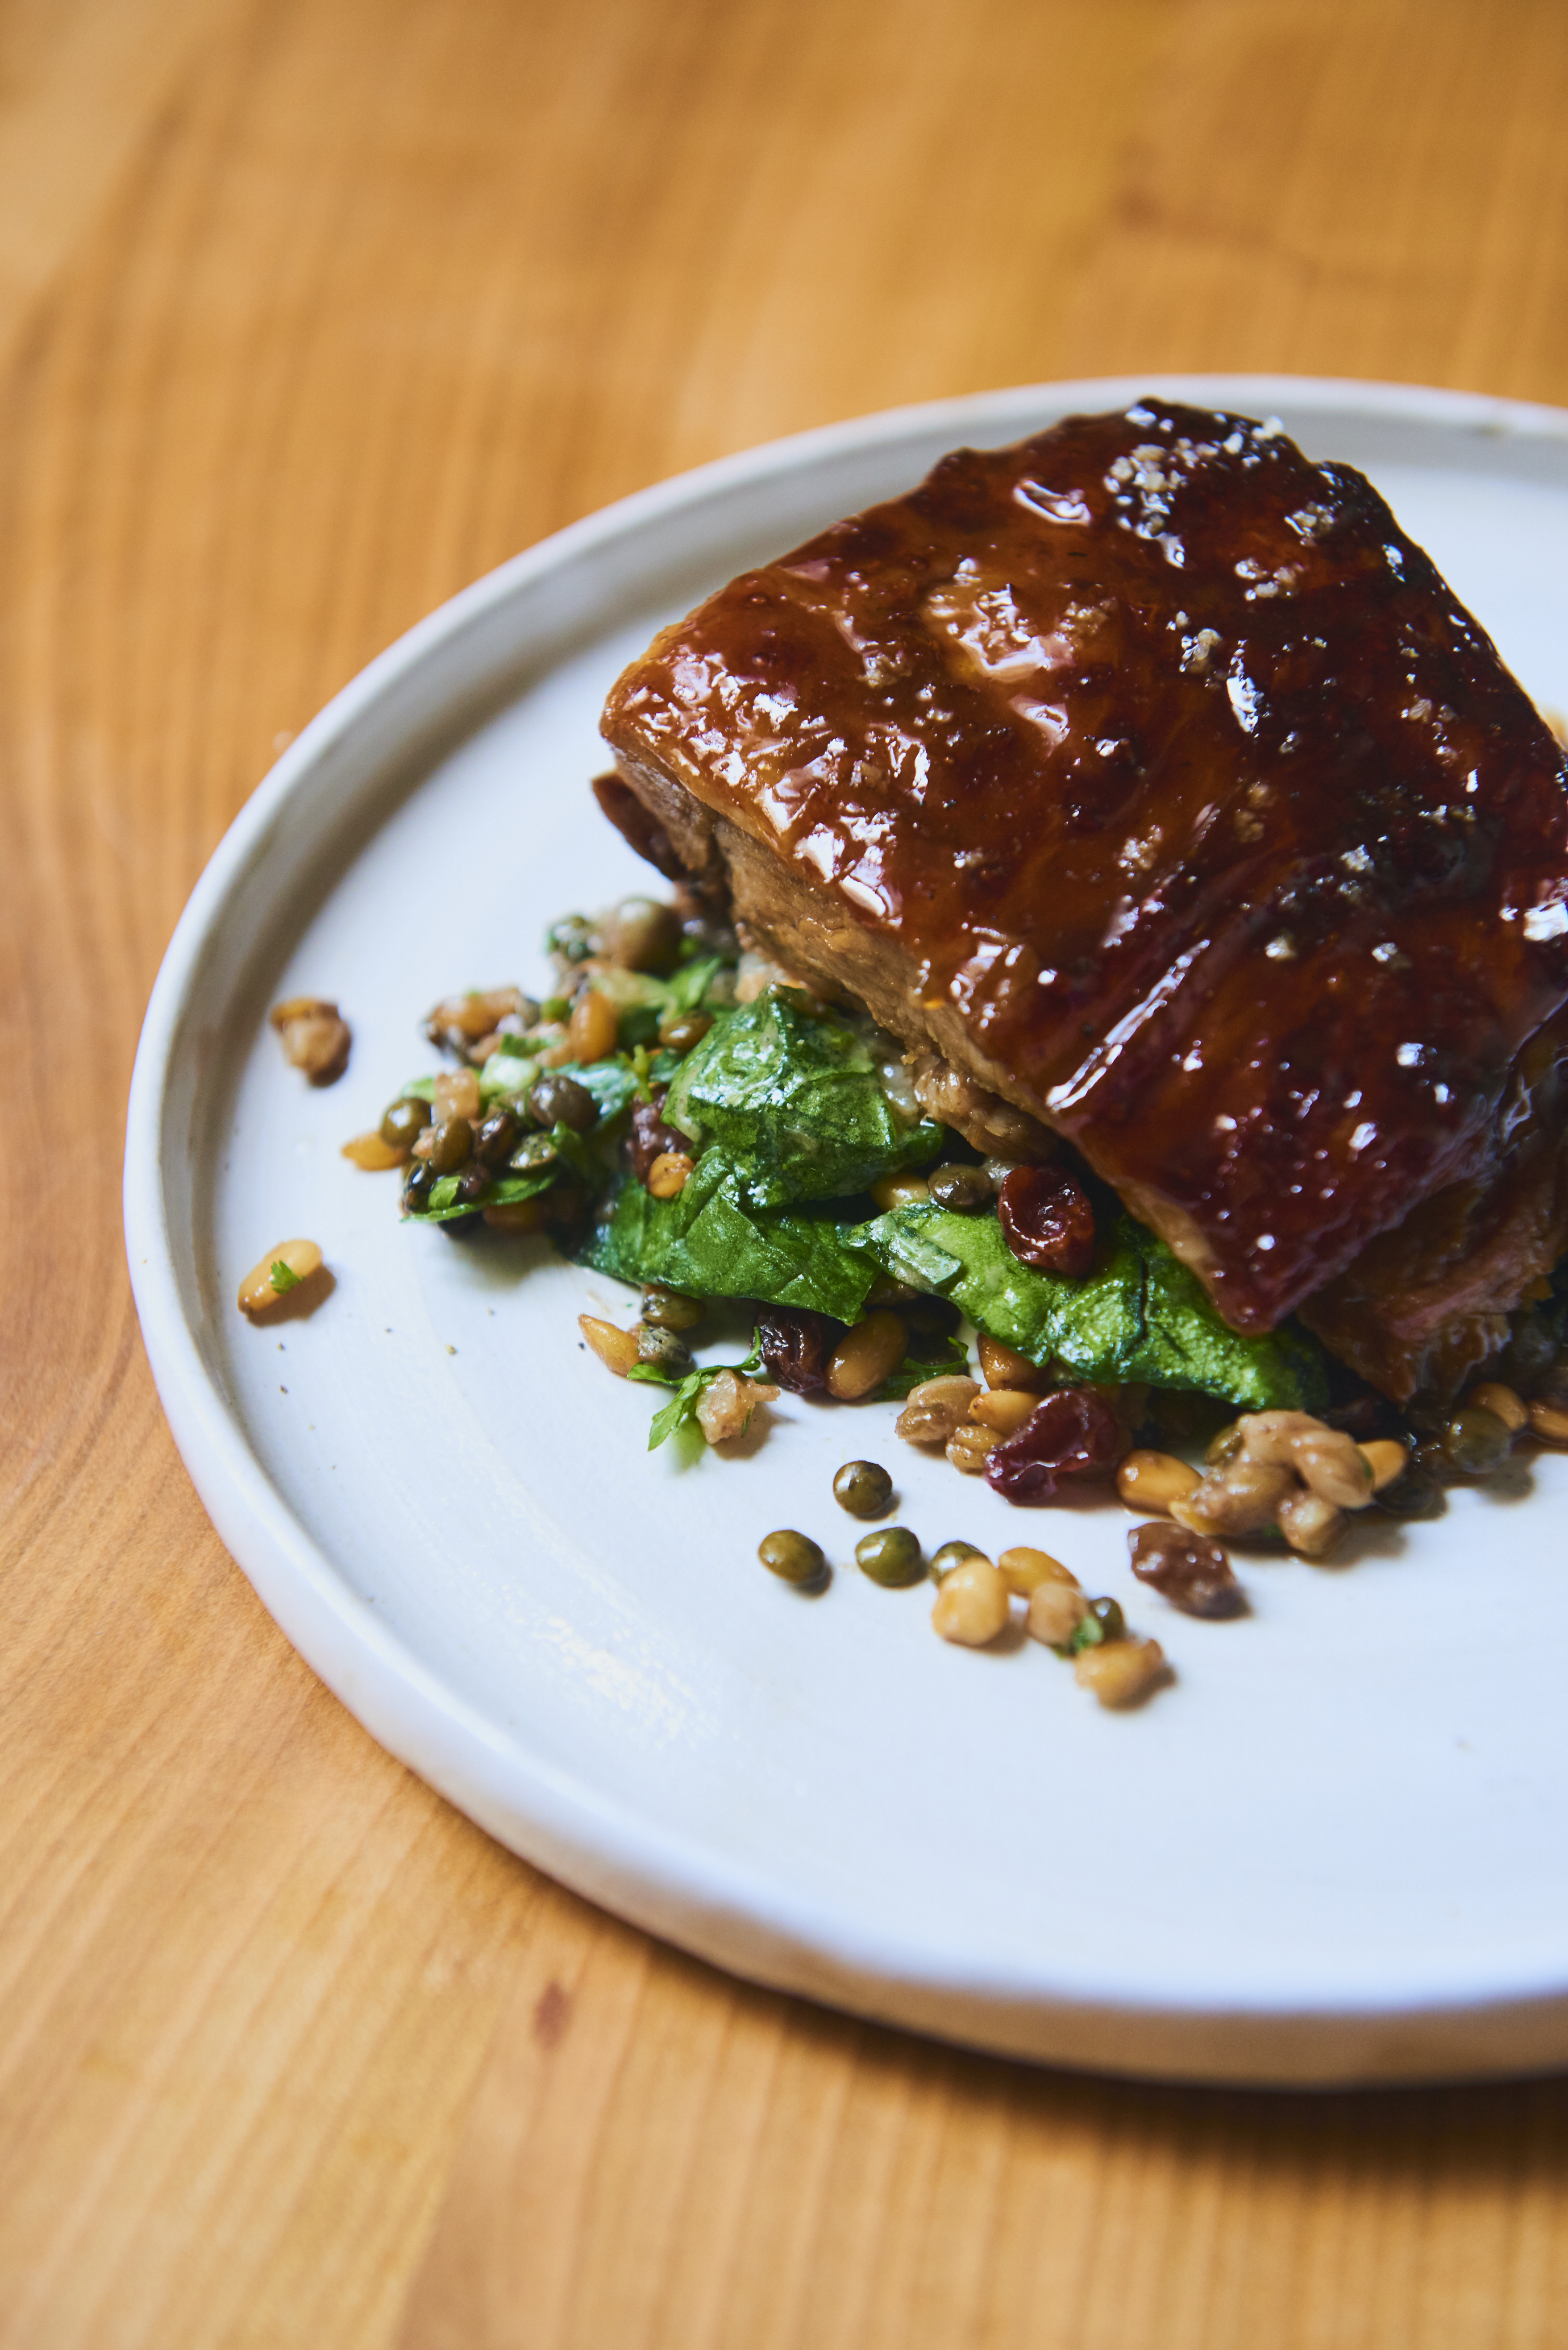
[{"x1": 603, "y1": 403, "x2": 1568, "y2": 1329}]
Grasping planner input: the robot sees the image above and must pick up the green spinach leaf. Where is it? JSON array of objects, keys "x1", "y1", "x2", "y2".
[
  {"x1": 851, "y1": 1203, "x2": 1146, "y2": 1381},
  {"x1": 662, "y1": 990, "x2": 945, "y2": 1210},
  {"x1": 579, "y1": 1152, "x2": 879, "y2": 1322},
  {"x1": 418, "y1": 1164, "x2": 559, "y2": 1223},
  {"x1": 847, "y1": 1204, "x2": 1325, "y2": 1410},
  {"x1": 1122, "y1": 1220, "x2": 1328, "y2": 1411}
]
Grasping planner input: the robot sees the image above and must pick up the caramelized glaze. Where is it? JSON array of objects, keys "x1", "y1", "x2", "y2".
[{"x1": 603, "y1": 402, "x2": 1568, "y2": 1330}]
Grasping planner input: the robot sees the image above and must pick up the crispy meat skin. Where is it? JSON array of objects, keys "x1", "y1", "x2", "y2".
[{"x1": 601, "y1": 401, "x2": 1568, "y2": 1347}]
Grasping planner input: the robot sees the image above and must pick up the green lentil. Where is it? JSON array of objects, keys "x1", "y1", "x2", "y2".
[
  {"x1": 658, "y1": 1009, "x2": 714, "y2": 1053},
  {"x1": 758, "y1": 1530, "x2": 827, "y2": 1587},
  {"x1": 528, "y1": 1071, "x2": 596, "y2": 1132},
  {"x1": 929, "y1": 1539, "x2": 985, "y2": 1583},
  {"x1": 509, "y1": 1130, "x2": 558, "y2": 1172},
  {"x1": 926, "y1": 1162, "x2": 991, "y2": 1213},
  {"x1": 1439, "y1": 1404, "x2": 1512, "y2": 1478},
  {"x1": 855, "y1": 1526, "x2": 924, "y2": 1588},
  {"x1": 428, "y1": 1115, "x2": 473, "y2": 1174},
  {"x1": 1087, "y1": 1595, "x2": 1126, "y2": 1643},
  {"x1": 381, "y1": 1095, "x2": 432, "y2": 1148},
  {"x1": 637, "y1": 1326, "x2": 692, "y2": 1378},
  {"x1": 833, "y1": 1460, "x2": 894, "y2": 1519},
  {"x1": 402, "y1": 1161, "x2": 436, "y2": 1212},
  {"x1": 641, "y1": 1284, "x2": 705, "y2": 1332}
]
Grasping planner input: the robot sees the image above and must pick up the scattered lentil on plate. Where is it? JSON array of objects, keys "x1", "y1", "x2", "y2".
[
  {"x1": 833, "y1": 1460, "x2": 895, "y2": 1518},
  {"x1": 758, "y1": 1530, "x2": 827, "y2": 1587},
  {"x1": 854, "y1": 1526, "x2": 925, "y2": 1587}
]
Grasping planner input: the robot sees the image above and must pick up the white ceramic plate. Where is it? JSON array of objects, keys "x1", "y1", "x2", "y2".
[{"x1": 126, "y1": 376, "x2": 1568, "y2": 2087}]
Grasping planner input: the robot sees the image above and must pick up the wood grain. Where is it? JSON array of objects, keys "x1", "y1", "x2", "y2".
[{"x1": 3, "y1": 0, "x2": 1568, "y2": 2343}]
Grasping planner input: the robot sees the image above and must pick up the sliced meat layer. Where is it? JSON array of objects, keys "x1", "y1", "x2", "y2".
[
  {"x1": 601, "y1": 400, "x2": 1568, "y2": 1344},
  {"x1": 1299, "y1": 1007, "x2": 1568, "y2": 1399}
]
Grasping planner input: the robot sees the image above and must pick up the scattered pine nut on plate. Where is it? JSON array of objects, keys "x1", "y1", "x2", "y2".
[
  {"x1": 931, "y1": 1557, "x2": 1010, "y2": 1646},
  {"x1": 269, "y1": 996, "x2": 350, "y2": 1084},
  {"x1": 1074, "y1": 1638, "x2": 1170, "y2": 1709},
  {"x1": 238, "y1": 1238, "x2": 324, "y2": 1316}
]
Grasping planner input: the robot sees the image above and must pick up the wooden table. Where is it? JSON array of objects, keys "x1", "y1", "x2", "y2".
[{"x1": 6, "y1": 1, "x2": 1568, "y2": 2340}]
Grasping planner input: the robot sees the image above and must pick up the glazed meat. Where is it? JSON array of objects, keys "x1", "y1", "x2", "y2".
[{"x1": 600, "y1": 401, "x2": 1568, "y2": 1394}]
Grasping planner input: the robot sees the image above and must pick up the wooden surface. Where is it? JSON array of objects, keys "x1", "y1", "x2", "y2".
[{"x1": 6, "y1": 1, "x2": 1568, "y2": 2341}]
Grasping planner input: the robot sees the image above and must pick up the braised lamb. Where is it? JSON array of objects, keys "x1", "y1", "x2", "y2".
[{"x1": 598, "y1": 401, "x2": 1568, "y2": 1400}]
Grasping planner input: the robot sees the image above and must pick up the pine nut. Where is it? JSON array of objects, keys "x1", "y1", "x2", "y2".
[
  {"x1": 1074, "y1": 1637, "x2": 1169, "y2": 1708},
  {"x1": 945, "y1": 1423, "x2": 996, "y2": 1473},
  {"x1": 1276, "y1": 1488, "x2": 1344, "y2": 1556},
  {"x1": 997, "y1": 1545, "x2": 1079, "y2": 1596},
  {"x1": 579, "y1": 1315, "x2": 639, "y2": 1376},
  {"x1": 269, "y1": 998, "x2": 351, "y2": 1085},
  {"x1": 341, "y1": 1130, "x2": 407, "y2": 1170},
  {"x1": 1470, "y1": 1381, "x2": 1528, "y2": 1434},
  {"x1": 647, "y1": 1151, "x2": 695, "y2": 1199},
  {"x1": 970, "y1": 1388, "x2": 1040, "y2": 1436},
  {"x1": 977, "y1": 1331, "x2": 1048, "y2": 1390},
  {"x1": 568, "y1": 985, "x2": 621, "y2": 1063},
  {"x1": 1171, "y1": 1459, "x2": 1292, "y2": 1537},
  {"x1": 1115, "y1": 1448, "x2": 1201, "y2": 1513},
  {"x1": 1025, "y1": 1580, "x2": 1088, "y2": 1646},
  {"x1": 1236, "y1": 1410, "x2": 1319, "y2": 1467},
  {"x1": 1240, "y1": 1410, "x2": 1369, "y2": 1507},
  {"x1": 931, "y1": 1557, "x2": 1011, "y2": 1646},
  {"x1": 895, "y1": 1375, "x2": 979, "y2": 1443},
  {"x1": 1294, "y1": 1431, "x2": 1375, "y2": 1509},
  {"x1": 1358, "y1": 1438, "x2": 1409, "y2": 1491},
  {"x1": 238, "y1": 1238, "x2": 323, "y2": 1316},
  {"x1": 826, "y1": 1310, "x2": 907, "y2": 1400},
  {"x1": 870, "y1": 1171, "x2": 931, "y2": 1211},
  {"x1": 1529, "y1": 1399, "x2": 1568, "y2": 1444},
  {"x1": 433, "y1": 1068, "x2": 482, "y2": 1124},
  {"x1": 426, "y1": 986, "x2": 525, "y2": 1041}
]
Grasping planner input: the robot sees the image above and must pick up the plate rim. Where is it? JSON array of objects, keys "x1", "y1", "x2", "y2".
[{"x1": 124, "y1": 372, "x2": 1568, "y2": 2085}]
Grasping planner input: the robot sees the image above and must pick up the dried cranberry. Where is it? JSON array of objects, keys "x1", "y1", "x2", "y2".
[
  {"x1": 757, "y1": 1305, "x2": 846, "y2": 1394},
  {"x1": 626, "y1": 1089, "x2": 688, "y2": 1184},
  {"x1": 1128, "y1": 1521, "x2": 1245, "y2": 1617},
  {"x1": 983, "y1": 1387, "x2": 1122, "y2": 1502},
  {"x1": 998, "y1": 1166, "x2": 1096, "y2": 1280}
]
